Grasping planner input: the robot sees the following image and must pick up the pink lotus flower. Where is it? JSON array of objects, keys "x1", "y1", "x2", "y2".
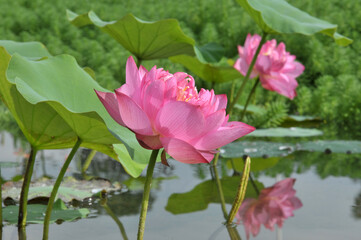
[
  {"x1": 96, "y1": 56, "x2": 255, "y2": 164},
  {"x1": 236, "y1": 178, "x2": 302, "y2": 239},
  {"x1": 234, "y1": 34, "x2": 305, "y2": 99}
]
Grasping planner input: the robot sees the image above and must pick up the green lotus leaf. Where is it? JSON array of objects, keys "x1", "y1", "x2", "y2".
[
  {"x1": 299, "y1": 140, "x2": 361, "y2": 154},
  {"x1": 169, "y1": 55, "x2": 241, "y2": 83},
  {"x1": 2, "y1": 177, "x2": 121, "y2": 202},
  {"x1": 194, "y1": 43, "x2": 225, "y2": 63},
  {"x1": 249, "y1": 127, "x2": 323, "y2": 137},
  {"x1": 3, "y1": 199, "x2": 89, "y2": 224},
  {"x1": 67, "y1": 10, "x2": 195, "y2": 60},
  {"x1": 0, "y1": 43, "x2": 151, "y2": 177},
  {"x1": 0, "y1": 40, "x2": 51, "y2": 60},
  {"x1": 237, "y1": 0, "x2": 352, "y2": 46},
  {"x1": 165, "y1": 176, "x2": 263, "y2": 214},
  {"x1": 221, "y1": 141, "x2": 295, "y2": 158}
]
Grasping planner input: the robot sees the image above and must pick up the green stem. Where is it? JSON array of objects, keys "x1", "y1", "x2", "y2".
[
  {"x1": 18, "y1": 226, "x2": 26, "y2": 240},
  {"x1": 137, "y1": 149, "x2": 159, "y2": 240},
  {"x1": 226, "y1": 225, "x2": 242, "y2": 240},
  {"x1": 212, "y1": 151, "x2": 220, "y2": 167},
  {"x1": 212, "y1": 165, "x2": 228, "y2": 220},
  {"x1": 81, "y1": 149, "x2": 97, "y2": 173},
  {"x1": 227, "y1": 156, "x2": 251, "y2": 224},
  {"x1": 42, "y1": 138, "x2": 82, "y2": 240},
  {"x1": 101, "y1": 193, "x2": 128, "y2": 240},
  {"x1": 240, "y1": 78, "x2": 260, "y2": 121},
  {"x1": 227, "y1": 32, "x2": 267, "y2": 116},
  {"x1": 230, "y1": 79, "x2": 236, "y2": 103},
  {"x1": 18, "y1": 147, "x2": 37, "y2": 228}
]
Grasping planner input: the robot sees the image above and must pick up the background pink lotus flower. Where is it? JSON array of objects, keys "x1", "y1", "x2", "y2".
[
  {"x1": 236, "y1": 178, "x2": 302, "y2": 239},
  {"x1": 234, "y1": 34, "x2": 305, "y2": 99},
  {"x1": 96, "y1": 56, "x2": 255, "y2": 164}
]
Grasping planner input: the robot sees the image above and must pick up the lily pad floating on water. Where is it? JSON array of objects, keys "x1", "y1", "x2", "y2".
[
  {"x1": 2, "y1": 177, "x2": 121, "y2": 202},
  {"x1": 3, "y1": 199, "x2": 89, "y2": 224},
  {"x1": 236, "y1": 0, "x2": 352, "y2": 46},
  {"x1": 221, "y1": 140, "x2": 361, "y2": 159},
  {"x1": 165, "y1": 176, "x2": 263, "y2": 214},
  {"x1": 221, "y1": 141, "x2": 295, "y2": 158},
  {"x1": 299, "y1": 141, "x2": 361, "y2": 154},
  {"x1": 249, "y1": 127, "x2": 323, "y2": 137}
]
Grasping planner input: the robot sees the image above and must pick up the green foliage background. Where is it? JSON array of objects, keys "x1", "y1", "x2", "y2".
[{"x1": 0, "y1": 0, "x2": 359, "y2": 138}]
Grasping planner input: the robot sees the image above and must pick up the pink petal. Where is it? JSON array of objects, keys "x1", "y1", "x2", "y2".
[
  {"x1": 194, "y1": 121, "x2": 255, "y2": 150},
  {"x1": 142, "y1": 80, "x2": 165, "y2": 122},
  {"x1": 260, "y1": 73, "x2": 298, "y2": 100},
  {"x1": 114, "y1": 90, "x2": 154, "y2": 135},
  {"x1": 155, "y1": 101, "x2": 206, "y2": 142},
  {"x1": 160, "y1": 137, "x2": 211, "y2": 164},
  {"x1": 125, "y1": 56, "x2": 142, "y2": 103},
  {"x1": 136, "y1": 134, "x2": 162, "y2": 150},
  {"x1": 95, "y1": 90, "x2": 125, "y2": 126},
  {"x1": 215, "y1": 94, "x2": 227, "y2": 111}
]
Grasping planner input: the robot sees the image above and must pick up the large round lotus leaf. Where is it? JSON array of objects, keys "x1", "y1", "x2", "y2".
[
  {"x1": 3, "y1": 199, "x2": 89, "y2": 224},
  {"x1": 0, "y1": 40, "x2": 51, "y2": 60},
  {"x1": 221, "y1": 141, "x2": 296, "y2": 158},
  {"x1": 249, "y1": 127, "x2": 323, "y2": 137},
  {"x1": 299, "y1": 140, "x2": 361, "y2": 154},
  {"x1": 0, "y1": 43, "x2": 151, "y2": 177},
  {"x1": 67, "y1": 10, "x2": 195, "y2": 60},
  {"x1": 237, "y1": 0, "x2": 352, "y2": 46}
]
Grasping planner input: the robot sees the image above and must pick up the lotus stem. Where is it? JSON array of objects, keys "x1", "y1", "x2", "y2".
[
  {"x1": 18, "y1": 226, "x2": 26, "y2": 240},
  {"x1": 240, "y1": 78, "x2": 260, "y2": 121},
  {"x1": 100, "y1": 191, "x2": 128, "y2": 240},
  {"x1": 226, "y1": 224, "x2": 242, "y2": 240},
  {"x1": 211, "y1": 165, "x2": 228, "y2": 220},
  {"x1": 227, "y1": 32, "x2": 267, "y2": 116},
  {"x1": 137, "y1": 149, "x2": 159, "y2": 240},
  {"x1": 42, "y1": 138, "x2": 82, "y2": 240},
  {"x1": 212, "y1": 151, "x2": 220, "y2": 167},
  {"x1": 18, "y1": 147, "x2": 38, "y2": 228},
  {"x1": 81, "y1": 149, "x2": 97, "y2": 173},
  {"x1": 230, "y1": 79, "x2": 236, "y2": 103},
  {"x1": 227, "y1": 156, "x2": 251, "y2": 224}
]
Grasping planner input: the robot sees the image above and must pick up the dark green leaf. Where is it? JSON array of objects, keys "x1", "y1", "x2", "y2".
[
  {"x1": 194, "y1": 43, "x2": 225, "y2": 63},
  {"x1": 67, "y1": 10, "x2": 195, "y2": 60},
  {"x1": 3, "y1": 199, "x2": 89, "y2": 224}
]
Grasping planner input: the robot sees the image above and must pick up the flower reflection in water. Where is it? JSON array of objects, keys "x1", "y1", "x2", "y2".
[{"x1": 236, "y1": 178, "x2": 302, "y2": 239}]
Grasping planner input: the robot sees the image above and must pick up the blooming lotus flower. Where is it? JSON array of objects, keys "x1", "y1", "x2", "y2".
[
  {"x1": 236, "y1": 178, "x2": 302, "y2": 239},
  {"x1": 234, "y1": 34, "x2": 305, "y2": 99},
  {"x1": 96, "y1": 56, "x2": 255, "y2": 164}
]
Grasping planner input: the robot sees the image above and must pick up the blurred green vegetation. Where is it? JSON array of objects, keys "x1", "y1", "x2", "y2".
[{"x1": 0, "y1": 0, "x2": 359, "y2": 138}]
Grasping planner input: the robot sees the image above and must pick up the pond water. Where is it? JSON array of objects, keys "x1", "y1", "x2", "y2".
[{"x1": 1, "y1": 132, "x2": 361, "y2": 240}]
